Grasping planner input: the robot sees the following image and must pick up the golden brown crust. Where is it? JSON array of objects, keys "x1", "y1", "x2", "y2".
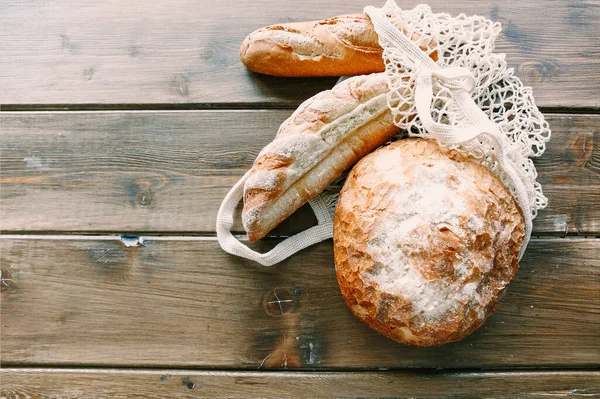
[
  {"x1": 240, "y1": 15, "x2": 384, "y2": 77},
  {"x1": 333, "y1": 139, "x2": 524, "y2": 346},
  {"x1": 242, "y1": 73, "x2": 402, "y2": 241},
  {"x1": 240, "y1": 14, "x2": 440, "y2": 77}
]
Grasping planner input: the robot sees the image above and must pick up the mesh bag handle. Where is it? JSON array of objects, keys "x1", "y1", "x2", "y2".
[{"x1": 216, "y1": 172, "x2": 333, "y2": 266}]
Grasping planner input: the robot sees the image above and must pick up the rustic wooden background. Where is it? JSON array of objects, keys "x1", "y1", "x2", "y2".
[{"x1": 1, "y1": 0, "x2": 599, "y2": 397}]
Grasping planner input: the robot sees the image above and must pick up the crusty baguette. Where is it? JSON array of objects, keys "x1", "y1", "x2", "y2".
[
  {"x1": 240, "y1": 14, "x2": 382, "y2": 77},
  {"x1": 242, "y1": 73, "x2": 404, "y2": 241},
  {"x1": 240, "y1": 14, "x2": 438, "y2": 77}
]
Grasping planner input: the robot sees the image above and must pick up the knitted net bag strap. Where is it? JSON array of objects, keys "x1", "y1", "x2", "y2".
[{"x1": 216, "y1": 171, "x2": 334, "y2": 266}]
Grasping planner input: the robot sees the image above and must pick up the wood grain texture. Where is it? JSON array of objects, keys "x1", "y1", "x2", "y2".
[
  {"x1": 1, "y1": 369, "x2": 598, "y2": 399},
  {"x1": 1, "y1": 237, "x2": 598, "y2": 369},
  {"x1": 2, "y1": 112, "x2": 599, "y2": 234},
  {"x1": 1, "y1": 0, "x2": 598, "y2": 108}
]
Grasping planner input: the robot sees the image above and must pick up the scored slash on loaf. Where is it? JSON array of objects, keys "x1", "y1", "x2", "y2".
[
  {"x1": 242, "y1": 73, "x2": 407, "y2": 241},
  {"x1": 240, "y1": 14, "x2": 438, "y2": 77}
]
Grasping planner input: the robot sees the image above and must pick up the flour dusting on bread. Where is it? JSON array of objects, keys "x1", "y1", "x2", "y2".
[
  {"x1": 334, "y1": 139, "x2": 524, "y2": 346},
  {"x1": 243, "y1": 73, "x2": 402, "y2": 241}
]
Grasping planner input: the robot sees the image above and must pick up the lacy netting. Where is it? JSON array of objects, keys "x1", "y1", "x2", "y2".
[{"x1": 318, "y1": 0, "x2": 551, "y2": 227}]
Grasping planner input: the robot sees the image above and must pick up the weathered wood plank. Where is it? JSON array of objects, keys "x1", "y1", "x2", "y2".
[
  {"x1": 2, "y1": 112, "x2": 599, "y2": 234},
  {"x1": 1, "y1": 237, "x2": 598, "y2": 368},
  {"x1": 1, "y1": 369, "x2": 598, "y2": 398},
  {"x1": 1, "y1": 0, "x2": 598, "y2": 108}
]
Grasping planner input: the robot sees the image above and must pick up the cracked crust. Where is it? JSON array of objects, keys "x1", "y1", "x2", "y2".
[
  {"x1": 242, "y1": 73, "x2": 404, "y2": 241},
  {"x1": 333, "y1": 139, "x2": 524, "y2": 346},
  {"x1": 240, "y1": 15, "x2": 383, "y2": 77},
  {"x1": 240, "y1": 14, "x2": 439, "y2": 77}
]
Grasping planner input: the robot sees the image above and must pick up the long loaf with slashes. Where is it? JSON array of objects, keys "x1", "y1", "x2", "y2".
[
  {"x1": 242, "y1": 73, "x2": 404, "y2": 241},
  {"x1": 240, "y1": 14, "x2": 438, "y2": 77}
]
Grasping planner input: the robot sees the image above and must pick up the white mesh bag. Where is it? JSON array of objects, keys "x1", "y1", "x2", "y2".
[{"x1": 216, "y1": 0, "x2": 551, "y2": 265}]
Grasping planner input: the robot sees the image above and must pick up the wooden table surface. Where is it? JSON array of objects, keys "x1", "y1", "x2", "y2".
[{"x1": 1, "y1": 0, "x2": 599, "y2": 397}]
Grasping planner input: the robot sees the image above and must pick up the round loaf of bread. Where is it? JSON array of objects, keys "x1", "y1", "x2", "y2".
[{"x1": 333, "y1": 138, "x2": 524, "y2": 346}]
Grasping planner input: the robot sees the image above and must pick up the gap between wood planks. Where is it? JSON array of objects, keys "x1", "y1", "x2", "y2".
[
  {"x1": 1, "y1": 234, "x2": 599, "y2": 242},
  {"x1": 2, "y1": 366, "x2": 599, "y2": 375},
  {"x1": 2, "y1": 104, "x2": 600, "y2": 114}
]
